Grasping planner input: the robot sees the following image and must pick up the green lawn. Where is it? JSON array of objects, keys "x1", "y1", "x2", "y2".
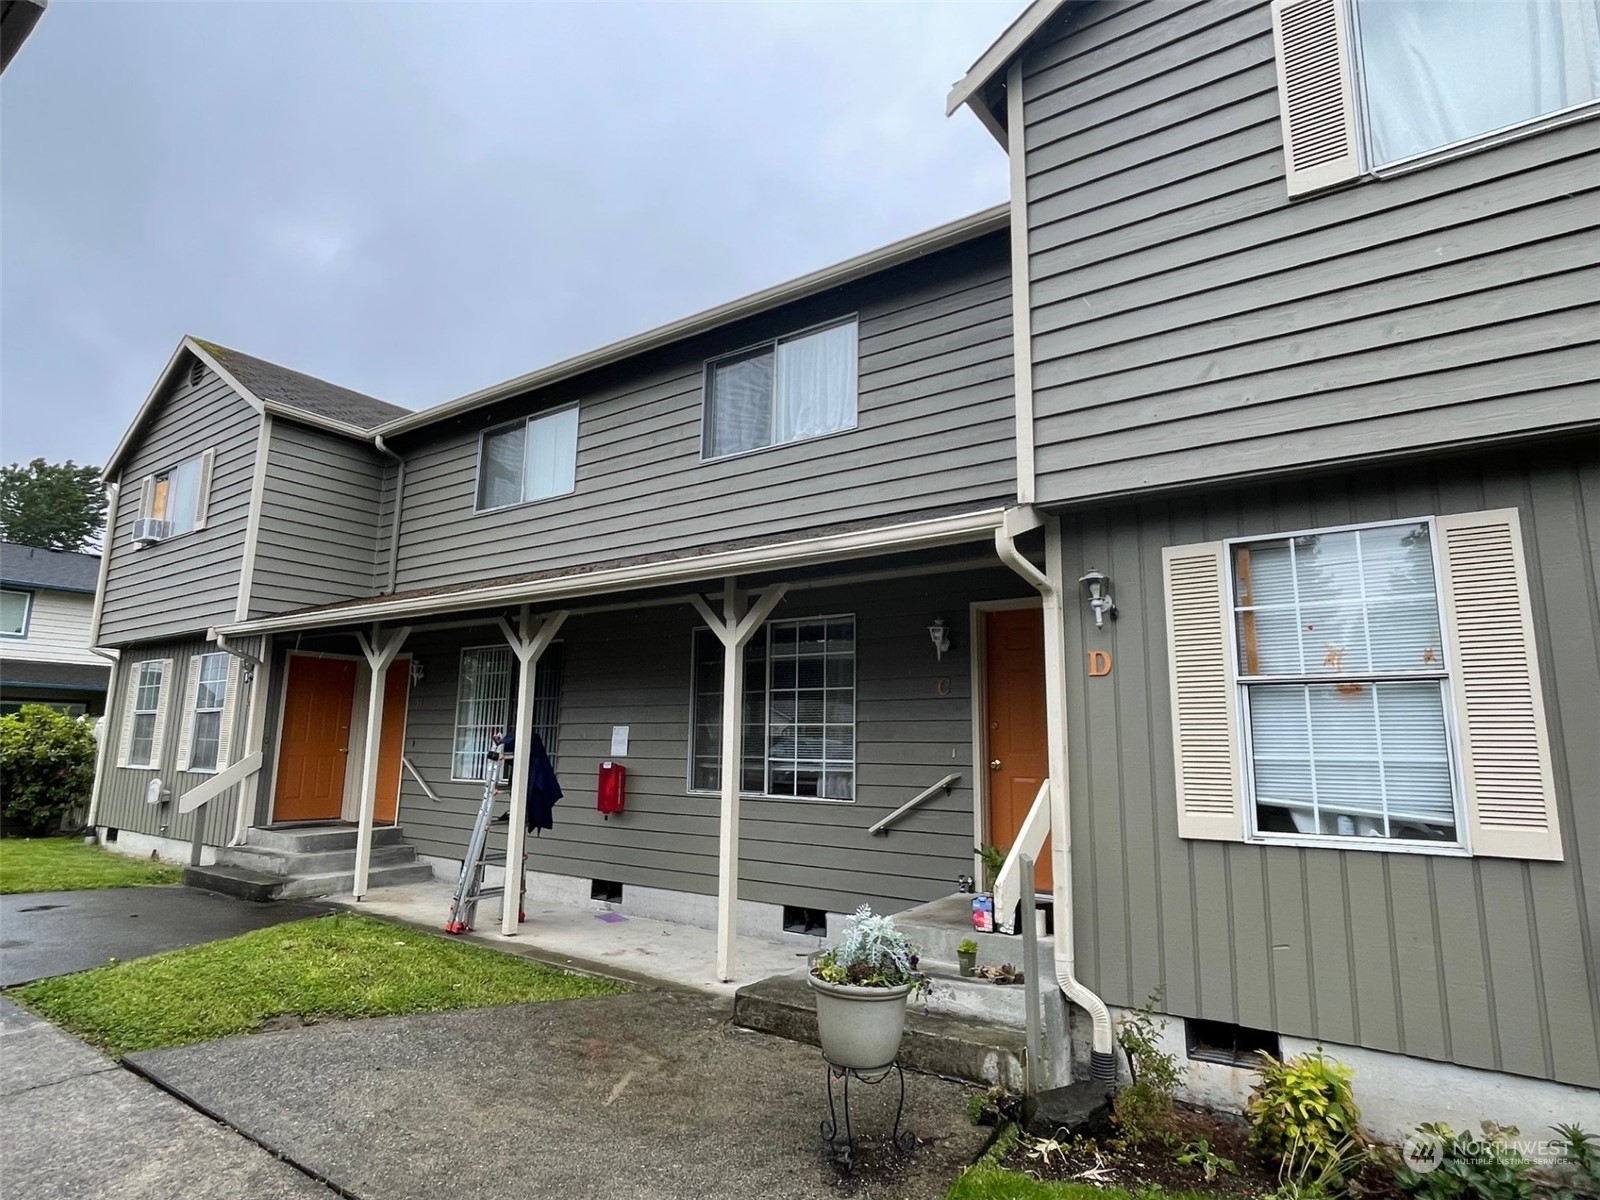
[
  {"x1": 0, "y1": 837, "x2": 183, "y2": 894},
  {"x1": 10, "y1": 913, "x2": 625, "y2": 1058},
  {"x1": 948, "y1": 1172, "x2": 1222, "y2": 1200}
]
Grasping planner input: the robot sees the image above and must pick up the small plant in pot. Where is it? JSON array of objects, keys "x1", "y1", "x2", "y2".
[
  {"x1": 809, "y1": 905, "x2": 927, "y2": 1070},
  {"x1": 957, "y1": 937, "x2": 979, "y2": 977}
]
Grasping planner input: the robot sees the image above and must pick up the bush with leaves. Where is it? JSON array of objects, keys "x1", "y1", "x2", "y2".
[
  {"x1": 1551, "y1": 1124, "x2": 1599, "y2": 1200},
  {"x1": 1394, "y1": 1122, "x2": 1538, "y2": 1200},
  {"x1": 0, "y1": 705, "x2": 97, "y2": 836},
  {"x1": 812, "y1": 905, "x2": 926, "y2": 992},
  {"x1": 1113, "y1": 991, "x2": 1183, "y2": 1144},
  {"x1": 1247, "y1": 1049, "x2": 1363, "y2": 1184}
]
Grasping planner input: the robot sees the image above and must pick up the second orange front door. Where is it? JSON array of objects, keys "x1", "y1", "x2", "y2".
[
  {"x1": 984, "y1": 608, "x2": 1053, "y2": 894},
  {"x1": 274, "y1": 656, "x2": 358, "y2": 822}
]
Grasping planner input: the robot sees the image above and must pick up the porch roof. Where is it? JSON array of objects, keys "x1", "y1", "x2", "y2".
[{"x1": 214, "y1": 506, "x2": 1016, "y2": 638}]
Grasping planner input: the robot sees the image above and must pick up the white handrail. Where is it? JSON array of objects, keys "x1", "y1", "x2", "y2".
[
  {"x1": 992, "y1": 779, "x2": 1050, "y2": 924},
  {"x1": 868, "y1": 773, "x2": 961, "y2": 836},
  {"x1": 402, "y1": 756, "x2": 442, "y2": 804}
]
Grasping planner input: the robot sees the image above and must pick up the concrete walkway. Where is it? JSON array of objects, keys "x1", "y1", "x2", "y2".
[
  {"x1": 0, "y1": 1000, "x2": 331, "y2": 1200},
  {"x1": 1, "y1": 886, "x2": 331, "y2": 987},
  {"x1": 128, "y1": 991, "x2": 988, "y2": 1200},
  {"x1": 336, "y1": 879, "x2": 813, "y2": 995}
]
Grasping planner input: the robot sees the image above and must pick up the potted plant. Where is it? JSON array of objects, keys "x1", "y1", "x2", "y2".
[
  {"x1": 808, "y1": 905, "x2": 927, "y2": 1070},
  {"x1": 957, "y1": 937, "x2": 979, "y2": 977}
]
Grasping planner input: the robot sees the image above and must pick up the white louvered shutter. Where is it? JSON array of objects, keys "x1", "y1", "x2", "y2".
[
  {"x1": 192, "y1": 449, "x2": 216, "y2": 530},
  {"x1": 149, "y1": 658, "x2": 175, "y2": 768},
  {"x1": 1163, "y1": 542, "x2": 1244, "y2": 840},
  {"x1": 215, "y1": 659, "x2": 240, "y2": 769},
  {"x1": 116, "y1": 671, "x2": 139, "y2": 767},
  {"x1": 1270, "y1": 0, "x2": 1362, "y2": 197},
  {"x1": 1437, "y1": 509, "x2": 1563, "y2": 861},
  {"x1": 174, "y1": 656, "x2": 201, "y2": 773}
]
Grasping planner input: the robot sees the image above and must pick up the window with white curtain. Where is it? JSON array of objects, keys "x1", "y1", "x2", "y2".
[
  {"x1": 702, "y1": 320, "x2": 858, "y2": 459},
  {"x1": 1231, "y1": 519, "x2": 1462, "y2": 845},
  {"x1": 1354, "y1": 0, "x2": 1600, "y2": 167},
  {"x1": 475, "y1": 406, "x2": 579, "y2": 511},
  {"x1": 451, "y1": 644, "x2": 565, "y2": 781}
]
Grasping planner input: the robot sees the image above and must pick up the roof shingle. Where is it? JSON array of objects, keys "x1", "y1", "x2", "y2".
[
  {"x1": 0, "y1": 542, "x2": 102, "y2": 593},
  {"x1": 194, "y1": 340, "x2": 410, "y2": 430}
]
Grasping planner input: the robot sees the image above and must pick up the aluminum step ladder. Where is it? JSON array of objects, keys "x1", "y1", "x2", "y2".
[{"x1": 445, "y1": 741, "x2": 525, "y2": 934}]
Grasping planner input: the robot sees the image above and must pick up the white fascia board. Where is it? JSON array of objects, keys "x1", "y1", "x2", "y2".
[
  {"x1": 945, "y1": 0, "x2": 1072, "y2": 141},
  {"x1": 216, "y1": 507, "x2": 1010, "y2": 637}
]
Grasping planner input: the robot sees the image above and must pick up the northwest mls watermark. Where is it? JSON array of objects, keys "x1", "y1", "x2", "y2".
[{"x1": 1402, "y1": 1128, "x2": 1568, "y2": 1172}]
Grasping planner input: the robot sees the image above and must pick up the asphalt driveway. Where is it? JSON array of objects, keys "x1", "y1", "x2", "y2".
[
  {"x1": 0, "y1": 886, "x2": 330, "y2": 986},
  {"x1": 128, "y1": 990, "x2": 988, "y2": 1200}
]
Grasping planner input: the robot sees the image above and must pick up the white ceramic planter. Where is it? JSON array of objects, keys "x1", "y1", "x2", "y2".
[{"x1": 808, "y1": 973, "x2": 913, "y2": 1069}]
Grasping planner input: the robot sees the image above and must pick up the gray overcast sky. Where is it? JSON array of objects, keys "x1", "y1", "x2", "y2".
[{"x1": 0, "y1": 0, "x2": 1020, "y2": 467}]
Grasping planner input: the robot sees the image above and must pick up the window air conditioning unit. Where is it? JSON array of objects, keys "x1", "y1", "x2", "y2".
[{"x1": 131, "y1": 518, "x2": 171, "y2": 545}]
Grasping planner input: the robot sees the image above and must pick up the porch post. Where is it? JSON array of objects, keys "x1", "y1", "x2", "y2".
[
  {"x1": 353, "y1": 624, "x2": 410, "y2": 899},
  {"x1": 231, "y1": 649, "x2": 273, "y2": 845},
  {"x1": 691, "y1": 580, "x2": 787, "y2": 983},
  {"x1": 498, "y1": 607, "x2": 568, "y2": 936}
]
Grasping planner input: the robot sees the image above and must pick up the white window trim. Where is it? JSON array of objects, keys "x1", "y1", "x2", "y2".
[
  {"x1": 698, "y1": 315, "x2": 861, "y2": 464},
  {"x1": 1347, "y1": 0, "x2": 1600, "y2": 180},
  {"x1": 125, "y1": 660, "x2": 166, "y2": 771},
  {"x1": 1224, "y1": 516, "x2": 1471, "y2": 856},
  {"x1": 685, "y1": 612, "x2": 858, "y2": 805},
  {"x1": 472, "y1": 404, "x2": 580, "y2": 515},
  {"x1": 184, "y1": 652, "x2": 230, "y2": 776},
  {"x1": 0, "y1": 588, "x2": 32, "y2": 638},
  {"x1": 137, "y1": 448, "x2": 215, "y2": 540}
]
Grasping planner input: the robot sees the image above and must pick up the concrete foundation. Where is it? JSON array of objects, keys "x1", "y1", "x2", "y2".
[{"x1": 95, "y1": 827, "x2": 216, "y2": 867}]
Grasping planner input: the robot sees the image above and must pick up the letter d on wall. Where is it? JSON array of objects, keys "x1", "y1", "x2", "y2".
[{"x1": 1088, "y1": 650, "x2": 1113, "y2": 677}]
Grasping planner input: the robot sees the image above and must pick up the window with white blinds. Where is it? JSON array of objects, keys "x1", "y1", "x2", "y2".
[
  {"x1": 451, "y1": 644, "x2": 564, "y2": 781},
  {"x1": 1231, "y1": 519, "x2": 1462, "y2": 845}
]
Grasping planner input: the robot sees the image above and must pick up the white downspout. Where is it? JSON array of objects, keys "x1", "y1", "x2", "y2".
[
  {"x1": 995, "y1": 507, "x2": 1117, "y2": 1081},
  {"x1": 372, "y1": 435, "x2": 405, "y2": 595}
]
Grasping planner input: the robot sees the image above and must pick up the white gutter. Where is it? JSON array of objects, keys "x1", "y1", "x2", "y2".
[
  {"x1": 84, "y1": 646, "x2": 120, "y2": 831},
  {"x1": 216, "y1": 508, "x2": 1008, "y2": 638},
  {"x1": 993, "y1": 505, "x2": 1117, "y2": 1081},
  {"x1": 372, "y1": 435, "x2": 405, "y2": 594}
]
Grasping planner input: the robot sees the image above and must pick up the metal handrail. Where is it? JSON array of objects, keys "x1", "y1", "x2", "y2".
[
  {"x1": 402, "y1": 756, "x2": 443, "y2": 803},
  {"x1": 868, "y1": 773, "x2": 961, "y2": 836}
]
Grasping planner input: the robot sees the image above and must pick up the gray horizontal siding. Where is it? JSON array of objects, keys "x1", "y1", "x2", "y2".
[
  {"x1": 98, "y1": 366, "x2": 258, "y2": 644},
  {"x1": 387, "y1": 236, "x2": 1015, "y2": 592},
  {"x1": 96, "y1": 635, "x2": 266, "y2": 848},
  {"x1": 1020, "y1": 0, "x2": 1600, "y2": 507},
  {"x1": 394, "y1": 567, "x2": 1032, "y2": 915},
  {"x1": 1059, "y1": 443, "x2": 1600, "y2": 1089},
  {"x1": 250, "y1": 421, "x2": 386, "y2": 615}
]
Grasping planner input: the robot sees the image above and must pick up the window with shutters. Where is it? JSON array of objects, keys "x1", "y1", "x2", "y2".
[
  {"x1": 127, "y1": 661, "x2": 166, "y2": 768},
  {"x1": 1231, "y1": 519, "x2": 1464, "y2": 846},
  {"x1": 138, "y1": 450, "x2": 213, "y2": 537},
  {"x1": 450, "y1": 644, "x2": 564, "y2": 781},
  {"x1": 701, "y1": 320, "x2": 859, "y2": 461},
  {"x1": 186, "y1": 653, "x2": 230, "y2": 773}
]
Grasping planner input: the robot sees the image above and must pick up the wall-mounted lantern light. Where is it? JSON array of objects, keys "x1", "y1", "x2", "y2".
[
  {"x1": 1078, "y1": 569, "x2": 1118, "y2": 629},
  {"x1": 410, "y1": 658, "x2": 427, "y2": 686},
  {"x1": 928, "y1": 617, "x2": 952, "y2": 661}
]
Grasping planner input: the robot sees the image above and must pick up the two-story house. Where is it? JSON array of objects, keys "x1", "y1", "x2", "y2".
[
  {"x1": 0, "y1": 542, "x2": 108, "y2": 716},
  {"x1": 87, "y1": 0, "x2": 1597, "y2": 1137}
]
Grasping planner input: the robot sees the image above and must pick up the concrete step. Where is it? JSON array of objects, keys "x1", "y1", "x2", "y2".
[
  {"x1": 218, "y1": 843, "x2": 418, "y2": 876},
  {"x1": 275, "y1": 861, "x2": 435, "y2": 899},
  {"x1": 242, "y1": 824, "x2": 408, "y2": 854},
  {"x1": 182, "y1": 864, "x2": 294, "y2": 903},
  {"x1": 888, "y1": 894, "x2": 1054, "y2": 967},
  {"x1": 733, "y1": 971, "x2": 1029, "y2": 1089}
]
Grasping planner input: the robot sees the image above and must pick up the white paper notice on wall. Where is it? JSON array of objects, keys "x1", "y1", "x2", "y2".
[{"x1": 610, "y1": 725, "x2": 630, "y2": 756}]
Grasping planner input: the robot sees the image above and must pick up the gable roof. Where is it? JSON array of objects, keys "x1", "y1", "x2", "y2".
[
  {"x1": 104, "y1": 336, "x2": 409, "y2": 479},
  {"x1": 0, "y1": 541, "x2": 102, "y2": 593},
  {"x1": 946, "y1": 0, "x2": 1071, "y2": 145}
]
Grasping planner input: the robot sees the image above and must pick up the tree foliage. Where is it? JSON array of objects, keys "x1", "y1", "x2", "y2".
[
  {"x1": 0, "y1": 459, "x2": 107, "y2": 551},
  {"x1": 0, "y1": 705, "x2": 98, "y2": 836}
]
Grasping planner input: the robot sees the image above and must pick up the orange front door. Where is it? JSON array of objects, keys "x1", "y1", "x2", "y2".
[
  {"x1": 984, "y1": 608, "x2": 1053, "y2": 894},
  {"x1": 273, "y1": 656, "x2": 358, "y2": 822},
  {"x1": 372, "y1": 661, "x2": 410, "y2": 825}
]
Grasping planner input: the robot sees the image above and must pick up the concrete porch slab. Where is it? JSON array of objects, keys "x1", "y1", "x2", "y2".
[{"x1": 332, "y1": 879, "x2": 816, "y2": 996}]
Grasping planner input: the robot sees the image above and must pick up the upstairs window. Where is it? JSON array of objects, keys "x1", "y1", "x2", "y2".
[
  {"x1": 0, "y1": 589, "x2": 30, "y2": 637},
  {"x1": 702, "y1": 320, "x2": 858, "y2": 460},
  {"x1": 476, "y1": 406, "x2": 579, "y2": 511},
  {"x1": 137, "y1": 450, "x2": 213, "y2": 539}
]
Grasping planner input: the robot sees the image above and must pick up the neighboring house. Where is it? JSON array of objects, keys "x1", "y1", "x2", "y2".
[
  {"x1": 0, "y1": 542, "x2": 108, "y2": 716},
  {"x1": 89, "y1": 0, "x2": 1597, "y2": 1138}
]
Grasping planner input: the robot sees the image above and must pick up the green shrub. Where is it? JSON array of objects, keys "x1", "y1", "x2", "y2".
[
  {"x1": 1552, "y1": 1124, "x2": 1599, "y2": 1200},
  {"x1": 1394, "y1": 1123, "x2": 1537, "y2": 1200},
  {"x1": 0, "y1": 705, "x2": 97, "y2": 836},
  {"x1": 1247, "y1": 1049, "x2": 1362, "y2": 1183},
  {"x1": 1113, "y1": 992, "x2": 1182, "y2": 1144}
]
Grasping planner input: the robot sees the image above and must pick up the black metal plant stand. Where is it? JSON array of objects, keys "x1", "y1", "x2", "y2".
[{"x1": 820, "y1": 1056, "x2": 915, "y2": 1167}]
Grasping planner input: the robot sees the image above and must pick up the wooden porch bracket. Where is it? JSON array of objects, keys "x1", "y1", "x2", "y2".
[{"x1": 352, "y1": 624, "x2": 412, "y2": 898}]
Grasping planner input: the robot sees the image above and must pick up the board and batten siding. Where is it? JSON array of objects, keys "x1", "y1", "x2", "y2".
[
  {"x1": 95, "y1": 636, "x2": 263, "y2": 848},
  {"x1": 249, "y1": 422, "x2": 387, "y2": 616},
  {"x1": 98, "y1": 368, "x2": 259, "y2": 645},
  {"x1": 0, "y1": 589, "x2": 98, "y2": 664},
  {"x1": 385, "y1": 235, "x2": 1015, "y2": 593},
  {"x1": 1018, "y1": 0, "x2": 1600, "y2": 506},
  {"x1": 394, "y1": 568, "x2": 1032, "y2": 914},
  {"x1": 1056, "y1": 443, "x2": 1600, "y2": 1089}
]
